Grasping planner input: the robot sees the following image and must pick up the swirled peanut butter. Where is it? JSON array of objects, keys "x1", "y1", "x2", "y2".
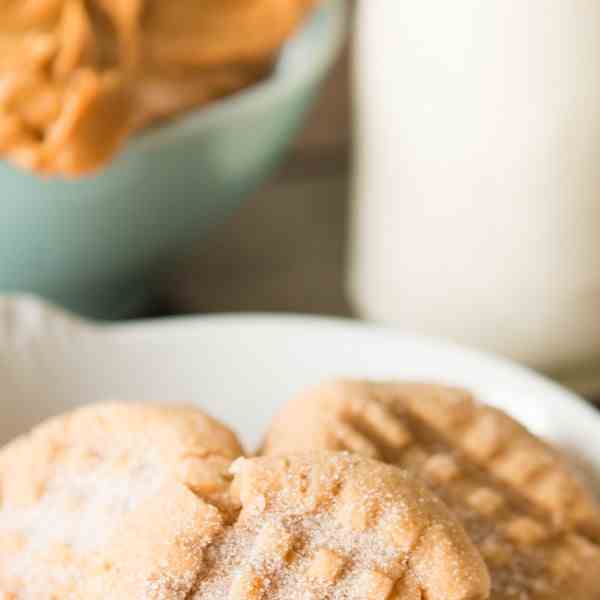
[{"x1": 0, "y1": 0, "x2": 318, "y2": 177}]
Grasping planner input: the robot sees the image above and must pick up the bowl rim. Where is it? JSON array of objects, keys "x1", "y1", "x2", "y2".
[
  {"x1": 126, "y1": 0, "x2": 348, "y2": 154},
  {"x1": 2, "y1": 295, "x2": 600, "y2": 465}
]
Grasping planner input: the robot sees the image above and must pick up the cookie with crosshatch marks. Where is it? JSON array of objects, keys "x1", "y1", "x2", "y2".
[
  {"x1": 262, "y1": 381, "x2": 600, "y2": 599},
  {"x1": 0, "y1": 403, "x2": 243, "y2": 600},
  {"x1": 82, "y1": 452, "x2": 490, "y2": 600}
]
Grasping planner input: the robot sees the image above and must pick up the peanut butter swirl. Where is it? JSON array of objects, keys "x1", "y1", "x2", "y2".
[{"x1": 0, "y1": 0, "x2": 318, "y2": 177}]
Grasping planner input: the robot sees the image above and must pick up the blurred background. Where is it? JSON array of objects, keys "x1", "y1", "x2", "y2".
[
  {"x1": 155, "y1": 5, "x2": 600, "y2": 406},
  {"x1": 3, "y1": 1, "x2": 600, "y2": 407},
  {"x1": 159, "y1": 44, "x2": 352, "y2": 319}
]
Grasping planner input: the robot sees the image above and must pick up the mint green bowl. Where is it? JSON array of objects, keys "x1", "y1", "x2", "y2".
[{"x1": 0, "y1": 1, "x2": 346, "y2": 319}]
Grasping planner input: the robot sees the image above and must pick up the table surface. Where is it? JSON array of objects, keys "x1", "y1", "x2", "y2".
[{"x1": 162, "y1": 45, "x2": 352, "y2": 319}]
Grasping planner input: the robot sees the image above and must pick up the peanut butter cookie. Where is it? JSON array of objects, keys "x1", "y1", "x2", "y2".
[
  {"x1": 82, "y1": 452, "x2": 490, "y2": 600},
  {"x1": 0, "y1": 403, "x2": 243, "y2": 599},
  {"x1": 262, "y1": 381, "x2": 600, "y2": 599}
]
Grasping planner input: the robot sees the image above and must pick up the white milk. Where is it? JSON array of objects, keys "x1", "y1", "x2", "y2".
[{"x1": 350, "y1": 0, "x2": 600, "y2": 374}]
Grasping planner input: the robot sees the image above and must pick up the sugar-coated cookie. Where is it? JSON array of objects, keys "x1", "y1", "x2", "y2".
[
  {"x1": 262, "y1": 381, "x2": 600, "y2": 599},
  {"x1": 82, "y1": 452, "x2": 490, "y2": 600},
  {"x1": 0, "y1": 403, "x2": 243, "y2": 599}
]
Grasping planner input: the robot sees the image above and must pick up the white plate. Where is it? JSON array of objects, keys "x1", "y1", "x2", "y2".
[{"x1": 1, "y1": 296, "x2": 599, "y2": 492}]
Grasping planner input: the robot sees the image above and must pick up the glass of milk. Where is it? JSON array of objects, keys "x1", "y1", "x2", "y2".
[{"x1": 350, "y1": 0, "x2": 600, "y2": 384}]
